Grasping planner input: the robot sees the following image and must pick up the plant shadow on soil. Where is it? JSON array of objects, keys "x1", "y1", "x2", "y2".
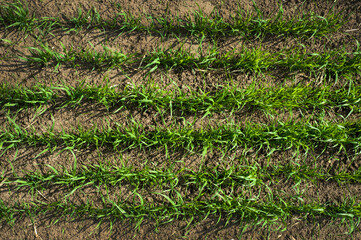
[{"x1": 1, "y1": 0, "x2": 361, "y2": 239}]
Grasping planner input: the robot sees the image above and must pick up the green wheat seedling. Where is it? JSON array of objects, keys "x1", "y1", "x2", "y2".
[
  {"x1": 18, "y1": 43, "x2": 270, "y2": 72},
  {"x1": 18, "y1": 42, "x2": 361, "y2": 76},
  {"x1": 0, "y1": 0, "x2": 360, "y2": 235},
  {"x1": 142, "y1": 44, "x2": 277, "y2": 72},
  {"x1": 0, "y1": 1, "x2": 347, "y2": 39},
  {"x1": 1, "y1": 159, "x2": 360, "y2": 234},
  {"x1": 3, "y1": 163, "x2": 361, "y2": 228},
  {"x1": 67, "y1": 8, "x2": 91, "y2": 32},
  {"x1": 152, "y1": 4, "x2": 346, "y2": 39},
  {"x1": 232, "y1": 3, "x2": 346, "y2": 39},
  {"x1": 2, "y1": 82, "x2": 361, "y2": 115},
  {"x1": 3, "y1": 164, "x2": 260, "y2": 198},
  {"x1": 4, "y1": 162, "x2": 361, "y2": 201},
  {"x1": 0, "y1": 0, "x2": 60, "y2": 35},
  {"x1": 278, "y1": 46, "x2": 361, "y2": 78},
  {"x1": 0, "y1": 0, "x2": 35, "y2": 32},
  {"x1": 1, "y1": 192, "x2": 361, "y2": 229},
  {"x1": 78, "y1": 44, "x2": 133, "y2": 70},
  {"x1": 18, "y1": 42, "x2": 77, "y2": 71},
  {"x1": 0, "y1": 83, "x2": 57, "y2": 109},
  {"x1": 2, "y1": 157, "x2": 361, "y2": 230},
  {"x1": 19, "y1": 43, "x2": 133, "y2": 71},
  {"x1": 1, "y1": 115, "x2": 361, "y2": 157}
]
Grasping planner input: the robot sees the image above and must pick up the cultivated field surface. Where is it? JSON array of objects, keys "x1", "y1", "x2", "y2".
[{"x1": 1, "y1": 0, "x2": 361, "y2": 239}]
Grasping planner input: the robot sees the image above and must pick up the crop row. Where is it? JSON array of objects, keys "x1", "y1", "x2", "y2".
[
  {"x1": 1, "y1": 116, "x2": 361, "y2": 156},
  {"x1": 0, "y1": 1, "x2": 346, "y2": 38},
  {"x1": 17, "y1": 43, "x2": 361, "y2": 76},
  {"x1": 2, "y1": 153, "x2": 360, "y2": 229},
  {"x1": 1, "y1": 191, "x2": 360, "y2": 228},
  {"x1": 1, "y1": 82, "x2": 361, "y2": 113},
  {"x1": 4, "y1": 163, "x2": 361, "y2": 194},
  {"x1": 1, "y1": 0, "x2": 360, "y2": 236}
]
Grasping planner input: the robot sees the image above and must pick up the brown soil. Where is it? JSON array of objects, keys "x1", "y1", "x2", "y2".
[{"x1": 1, "y1": 0, "x2": 361, "y2": 239}]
